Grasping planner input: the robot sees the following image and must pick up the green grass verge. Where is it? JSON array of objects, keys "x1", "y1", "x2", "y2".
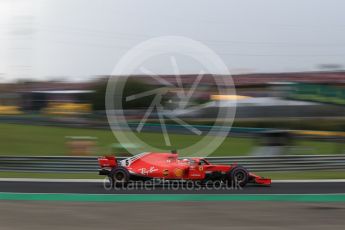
[
  {"x1": 0, "y1": 172, "x2": 100, "y2": 179},
  {"x1": 0, "y1": 123, "x2": 343, "y2": 156},
  {"x1": 292, "y1": 140, "x2": 345, "y2": 155},
  {"x1": 258, "y1": 171, "x2": 345, "y2": 180},
  {"x1": 0, "y1": 123, "x2": 253, "y2": 156},
  {"x1": 0, "y1": 170, "x2": 345, "y2": 180}
]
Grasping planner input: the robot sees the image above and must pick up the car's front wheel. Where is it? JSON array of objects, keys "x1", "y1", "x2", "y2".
[{"x1": 227, "y1": 166, "x2": 249, "y2": 187}]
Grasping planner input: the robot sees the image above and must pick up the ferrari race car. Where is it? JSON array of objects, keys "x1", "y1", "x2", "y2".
[{"x1": 98, "y1": 152, "x2": 271, "y2": 187}]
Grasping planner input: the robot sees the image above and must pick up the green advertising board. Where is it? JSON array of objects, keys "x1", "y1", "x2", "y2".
[{"x1": 288, "y1": 83, "x2": 345, "y2": 105}]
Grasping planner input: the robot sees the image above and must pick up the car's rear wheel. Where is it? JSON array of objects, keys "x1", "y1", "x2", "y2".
[
  {"x1": 109, "y1": 166, "x2": 130, "y2": 187},
  {"x1": 227, "y1": 166, "x2": 249, "y2": 187}
]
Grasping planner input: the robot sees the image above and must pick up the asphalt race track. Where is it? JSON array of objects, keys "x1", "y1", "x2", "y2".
[
  {"x1": 1, "y1": 201, "x2": 345, "y2": 230},
  {"x1": 0, "y1": 180, "x2": 345, "y2": 194},
  {"x1": 1, "y1": 180, "x2": 345, "y2": 230}
]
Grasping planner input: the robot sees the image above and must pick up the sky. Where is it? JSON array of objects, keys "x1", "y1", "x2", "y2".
[{"x1": 0, "y1": 0, "x2": 345, "y2": 82}]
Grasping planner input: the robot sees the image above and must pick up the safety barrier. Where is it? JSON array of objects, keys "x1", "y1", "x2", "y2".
[{"x1": 0, "y1": 155, "x2": 345, "y2": 173}]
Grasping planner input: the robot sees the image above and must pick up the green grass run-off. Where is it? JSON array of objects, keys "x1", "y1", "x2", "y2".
[{"x1": 0, "y1": 123, "x2": 343, "y2": 156}]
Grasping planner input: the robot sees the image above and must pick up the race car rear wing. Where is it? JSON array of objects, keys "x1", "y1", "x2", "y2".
[{"x1": 98, "y1": 156, "x2": 117, "y2": 168}]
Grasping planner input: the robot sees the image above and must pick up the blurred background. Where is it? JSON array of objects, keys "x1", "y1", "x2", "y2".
[
  {"x1": 0, "y1": 0, "x2": 345, "y2": 179},
  {"x1": 0, "y1": 73, "x2": 344, "y2": 157}
]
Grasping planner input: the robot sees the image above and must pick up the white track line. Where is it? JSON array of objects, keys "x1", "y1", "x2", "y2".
[
  {"x1": 0, "y1": 178, "x2": 104, "y2": 183},
  {"x1": 0, "y1": 178, "x2": 345, "y2": 183},
  {"x1": 273, "y1": 179, "x2": 345, "y2": 183}
]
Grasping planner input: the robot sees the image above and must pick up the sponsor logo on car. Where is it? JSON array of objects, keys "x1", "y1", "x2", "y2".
[
  {"x1": 174, "y1": 168, "x2": 183, "y2": 177},
  {"x1": 139, "y1": 166, "x2": 158, "y2": 176},
  {"x1": 163, "y1": 169, "x2": 169, "y2": 176}
]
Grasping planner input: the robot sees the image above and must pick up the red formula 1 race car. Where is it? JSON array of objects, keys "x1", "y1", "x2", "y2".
[{"x1": 98, "y1": 152, "x2": 271, "y2": 187}]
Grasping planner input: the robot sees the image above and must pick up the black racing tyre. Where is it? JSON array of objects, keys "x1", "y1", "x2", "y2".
[
  {"x1": 109, "y1": 166, "x2": 130, "y2": 187},
  {"x1": 227, "y1": 166, "x2": 249, "y2": 187}
]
